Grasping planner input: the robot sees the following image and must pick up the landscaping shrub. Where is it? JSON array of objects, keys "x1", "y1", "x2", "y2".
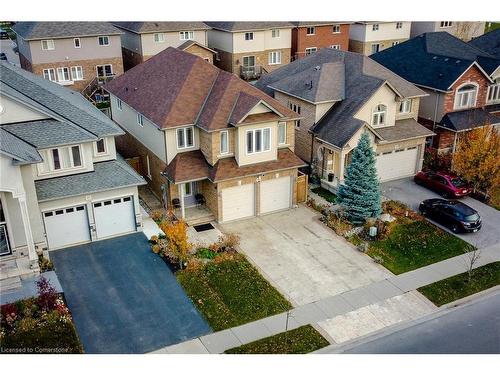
[
  {"x1": 196, "y1": 247, "x2": 217, "y2": 260},
  {"x1": 324, "y1": 211, "x2": 353, "y2": 236},
  {"x1": 215, "y1": 233, "x2": 240, "y2": 252},
  {"x1": 158, "y1": 220, "x2": 193, "y2": 269},
  {"x1": 149, "y1": 209, "x2": 164, "y2": 223},
  {"x1": 306, "y1": 197, "x2": 329, "y2": 216},
  {"x1": 37, "y1": 254, "x2": 54, "y2": 273}
]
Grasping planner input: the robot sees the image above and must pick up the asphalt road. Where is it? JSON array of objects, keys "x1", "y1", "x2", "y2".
[{"x1": 326, "y1": 291, "x2": 500, "y2": 354}]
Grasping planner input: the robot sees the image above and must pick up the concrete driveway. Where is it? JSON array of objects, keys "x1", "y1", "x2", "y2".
[
  {"x1": 51, "y1": 233, "x2": 211, "y2": 353},
  {"x1": 381, "y1": 178, "x2": 500, "y2": 250},
  {"x1": 220, "y1": 206, "x2": 391, "y2": 306}
]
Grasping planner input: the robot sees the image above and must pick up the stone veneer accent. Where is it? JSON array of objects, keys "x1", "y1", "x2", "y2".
[{"x1": 349, "y1": 38, "x2": 409, "y2": 55}]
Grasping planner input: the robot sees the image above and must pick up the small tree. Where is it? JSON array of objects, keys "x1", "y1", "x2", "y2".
[
  {"x1": 337, "y1": 132, "x2": 382, "y2": 224},
  {"x1": 463, "y1": 244, "x2": 481, "y2": 283},
  {"x1": 160, "y1": 220, "x2": 192, "y2": 268}
]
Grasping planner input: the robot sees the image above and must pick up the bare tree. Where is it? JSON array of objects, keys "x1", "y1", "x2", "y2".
[
  {"x1": 463, "y1": 243, "x2": 481, "y2": 283},
  {"x1": 454, "y1": 22, "x2": 484, "y2": 42}
]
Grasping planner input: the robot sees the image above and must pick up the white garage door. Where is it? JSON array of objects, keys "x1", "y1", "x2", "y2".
[
  {"x1": 221, "y1": 184, "x2": 255, "y2": 222},
  {"x1": 260, "y1": 177, "x2": 291, "y2": 214},
  {"x1": 43, "y1": 205, "x2": 90, "y2": 249},
  {"x1": 376, "y1": 146, "x2": 419, "y2": 182},
  {"x1": 93, "y1": 196, "x2": 136, "y2": 239}
]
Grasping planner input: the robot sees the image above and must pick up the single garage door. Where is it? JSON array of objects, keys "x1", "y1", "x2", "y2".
[
  {"x1": 260, "y1": 176, "x2": 291, "y2": 214},
  {"x1": 93, "y1": 196, "x2": 136, "y2": 239},
  {"x1": 43, "y1": 205, "x2": 90, "y2": 249},
  {"x1": 376, "y1": 146, "x2": 419, "y2": 182},
  {"x1": 221, "y1": 184, "x2": 255, "y2": 222}
]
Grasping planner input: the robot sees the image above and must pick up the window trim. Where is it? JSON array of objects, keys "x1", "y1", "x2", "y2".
[
  {"x1": 43, "y1": 68, "x2": 56, "y2": 82},
  {"x1": 41, "y1": 39, "x2": 55, "y2": 50},
  {"x1": 372, "y1": 104, "x2": 387, "y2": 127},
  {"x1": 56, "y1": 67, "x2": 71, "y2": 82},
  {"x1": 305, "y1": 47, "x2": 317, "y2": 55},
  {"x1": 244, "y1": 32, "x2": 254, "y2": 41},
  {"x1": 96, "y1": 64, "x2": 113, "y2": 77},
  {"x1": 73, "y1": 38, "x2": 81, "y2": 48},
  {"x1": 70, "y1": 66, "x2": 84, "y2": 81},
  {"x1": 371, "y1": 43, "x2": 381, "y2": 54},
  {"x1": 246, "y1": 127, "x2": 271, "y2": 155},
  {"x1": 268, "y1": 50, "x2": 282, "y2": 65},
  {"x1": 94, "y1": 138, "x2": 108, "y2": 156},
  {"x1": 117, "y1": 98, "x2": 123, "y2": 110},
  {"x1": 271, "y1": 29, "x2": 280, "y2": 38},
  {"x1": 38, "y1": 145, "x2": 84, "y2": 175},
  {"x1": 330, "y1": 44, "x2": 341, "y2": 50},
  {"x1": 98, "y1": 35, "x2": 110, "y2": 46},
  {"x1": 278, "y1": 122, "x2": 287, "y2": 145},
  {"x1": 372, "y1": 24, "x2": 380, "y2": 31},
  {"x1": 487, "y1": 83, "x2": 500, "y2": 103},
  {"x1": 396, "y1": 22, "x2": 403, "y2": 29},
  {"x1": 220, "y1": 130, "x2": 229, "y2": 155},
  {"x1": 137, "y1": 113, "x2": 144, "y2": 127},
  {"x1": 176, "y1": 126, "x2": 195, "y2": 150},
  {"x1": 154, "y1": 32, "x2": 165, "y2": 43},
  {"x1": 440, "y1": 21, "x2": 453, "y2": 28},
  {"x1": 179, "y1": 31, "x2": 194, "y2": 41},
  {"x1": 306, "y1": 26, "x2": 316, "y2": 35},
  {"x1": 399, "y1": 98, "x2": 412, "y2": 113},
  {"x1": 454, "y1": 82, "x2": 478, "y2": 110},
  {"x1": 332, "y1": 24, "x2": 341, "y2": 33}
]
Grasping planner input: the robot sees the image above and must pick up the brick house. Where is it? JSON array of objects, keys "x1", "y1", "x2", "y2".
[
  {"x1": 291, "y1": 22, "x2": 351, "y2": 60},
  {"x1": 372, "y1": 32, "x2": 500, "y2": 154},
  {"x1": 112, "y1": 22, "x2": 213, "y2": 70},
  {"x1": 104, "y1": 47, "x2": 305, "y2": 224},
  {"x1": 12, "y1": 22, "x2": 124, "y2": 96},
  {"x1": 349, "y1": 21, "x2": 411, "y2": 55}
]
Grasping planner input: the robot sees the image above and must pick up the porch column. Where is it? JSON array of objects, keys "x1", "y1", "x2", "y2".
[
  {"x1": 178, "y1": 184, "x2": 185, "y2": 219},
  {"x1": 339, "y1": 153, "x2": 346, "y2": 184},
  {"x1": 18, "y1": 195, "x2": 37, "y2": 263}
]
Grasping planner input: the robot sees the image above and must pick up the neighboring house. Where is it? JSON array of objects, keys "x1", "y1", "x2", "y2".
[
  {"x1": 205, "y1": 22, "x2": 294, "y2": 80},
  {"x1": 469, "y1": 28, "x2": 500, "y2": 59},
  {"x1": 372, "y1": 32, "x2": 500, "y2": 154},
  {"x1": 349, "y1": 21, "x2": 411, "y2": 55},
  {"x1": 291, "y1": 22, "x2": 351, "y2": 60},
  {"x1": 0, "y1": 62, "x2": 145, "y2": 280},
  {"x1": 411, "y1": 21, "x2": 485, "y2": 41},
  {"x1": 112, "y1": 22, "x2": 213, "y2": 70},
  {"x1": 12, "y1": 22, "x2": 124, "y2": 99},
  {"x1": 255, "y1": 48, "x2": 433, "y2": 190},
  {"x1": 104, "y1": 47, "x2": 304, "y2": 224}
]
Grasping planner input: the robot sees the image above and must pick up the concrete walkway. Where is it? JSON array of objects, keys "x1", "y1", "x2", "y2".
[{"x1": 151, "y1": 243, "x2": 499, "y2": 354}]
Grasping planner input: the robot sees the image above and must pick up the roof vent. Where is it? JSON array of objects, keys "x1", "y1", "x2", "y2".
[
  {"x1": 314, "y1": 65, "x2": 321, "y2": 71},
  {"x1": 444, "y1": 58, "x2": 449, "y2": 62},
  {"x1": 432, "y1": 56, "x2": 438, "y2": 60},
  {"x1": 456, "y1": 60, "x2": 461, "y2": 63},
  {"x1": 438, "y1": 73, "x2": 444, "y2": 78}
]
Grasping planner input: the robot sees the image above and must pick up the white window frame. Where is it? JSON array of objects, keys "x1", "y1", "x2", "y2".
[
  {"x1": 117, "y1": 98, "x2": 123, "y2": 110},
  {"x1": 372, "y1": 104, "x2": 387, "y2": 127},
  {"x1": 278, "y1": 122, "x2": 287, "y2": 145},
  {"x1": 372, "y1": 24, "x2": 379, "y2": 31},
  {"x1": 271, "y1": 29, "x2": 280, "y2": 38},
  {"x1": 330, "y1": 44, "x2": 341, "y2": 50},
  {"x1": 396, "y1": 22, "x2": 403, "y2": 29},
  {"x1": 70, "y1": 66, "x2": 84, "y2": 81},
  {"x1": 454, "y1": 83, "x2": 478, "y2": 110},
  {"x1": 137, "y1": 113, "x2": 144, "y2": 127},
  {"x1": 220, "y1": 130, "x2": 229, "y2": 155},
  {"x1": 94, "y1": 138, "x2": 108, "y2": 156},
  {"x1": 41, "y1": 39, "x2": 55, "y2": 50},
  {"x1": 96, "y1": 64, "x2": 113, "y2": 77},
  {"x1": 332, "y1": 24, "x2": 341, "y2": 33},
  {"x1": 306, "y1": 27, "x2": 315, "y2": 35},
  {"x1": 305, "y1": 47, "x2": 317, "y2": 55},
  {"x1": 56, "y1": 67, "x2": 71, "y2": 82},
  {"x1": 244, "y1": 32, "x2": 254, "y2": 41},
  {"x1": 179, "y1": 31, "x2": 194, "y2": 41},
  {"x1": 43, "y1": 68, "x2": 56, "y2": 82},
  {"x1": 154, "y1": 33, "x2": 165, "y2": 43},
  {"x1": 440, "y1": 21, "x2": 453, "y2": 28},
  {"x1": 98, "y1": 36, "x2": 110, "y2": 46},
  {"x1": 73, "y1": 38, "x2": 81, "y2": 48},
  {"x1": 268, "y1": 50, "x2": 281, "y2": 65},
  {"x1": 371, "y1": 43, "x2": 381, "y2": 54},
  {"x1": 392, "y1": 41, "x2": 400, "y2": 47},
  {"x1": 399, "y1": 99, "x2": 412, "y2": 113},
  {"x1": 487, "y1": 83, "x2": 500, "y2": 103},
  {"x1": 246, "y1": 128, "x2": 271, "y2": 155},
  {"x1": 38, "y1": 145, "x2": 84, "y2": 175},
  {"x1": 176, "y1": 126, "x2": 194, "y2": 150}
]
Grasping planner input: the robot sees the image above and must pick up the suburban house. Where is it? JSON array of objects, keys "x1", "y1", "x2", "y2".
[
  {"x1": 372, "y1": 32, "x2": 500, "y2": 154},
  {"x1": 112, "y1": 22, "x2": 214, "y2": 70},
  {"x1": 205, "y1": 22, "x2": 294, "y2": 80},
  {"x1": 104, "y1": 47, "x2": 305, "y2": 224},
  {"x1": 0, "y1": 62, "x2": 145, "y2": 280},
  {"x1": 12, "y1": 22, "x2": 124, "y2": 102},
  {"x1": 411, "y1": 21, "x2": 485, "y2": 41},
  {"x1": 469, "y1": 28, "x2": 500, "y2": 59},
  {"x1": 255, "y1": 48, "x2": 434, "y2": 190},
  {"x1": 348, "y1": 21, "x2": 411, "y2": 55},
  {"x1": 291, "y1": 22, "x2": 351, "y2": 60}
]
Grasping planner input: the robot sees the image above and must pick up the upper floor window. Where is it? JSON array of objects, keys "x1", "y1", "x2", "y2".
[
  {"x1": 487, "y1": 82, "x2": 500, "y2": 103},
  {"x1": 246, "y1": 128, "x2": 271, "y2": 154},
  {"x1": 372, "y1": 24, "x2": 379, "y2": 31},
  {"x1": 179, "y1": 31, "x2": 194, "y2": 40},
  {"x1": 271, "y1": 29, "x2": 280, "y2": 38},
  {"x1": 440, "y1": 21, "x2": 453, "y2": 28},
  {"x1": 269, "y1": 51, "x2": 281, "y2": 65},
  {"x1": 38, "y1": 145, "x2": 83, "y2": 174},
  {"x1": 95, "y1": 138, "x2": 107, "y2": 155},
  {"x1": 43, "y1": 68, "x2": 56, "y2": 82},
  {"x1": 396, "y1": 22, "x2": 403, "y2": 29},
  {"x1": 154, "y1": 33, "x2": 165, "y2": 43},
  {"x1": 41, "y1": 39, "x2": 55, "y2": 50},
  {"x1": 289, "y1": 102, "x2": 301, "y2": 115},
  {"x1": 278, "y1": 122, "x2": 287, "y2": 145},
  {"x1": 455, "y1": 84, "x2": 478, "y2": 109},
  {"x1": 330, "y1": 44, "x2": 340, "y2": 50},
  {"x1": 244, "y1": 32, "x2": 254, "y2": 41},
  {"x1": 177, "y1": 126, "x2": 194, "y2": 149},
  {"x1": 371, "y1": 43, "x2": 380, "y2": 54},
  {"x1": 332, "y1": 24, "x2": 341, "y2": 33},
  {"x1": 220, "y1": 130, "x2": 229, "y2": 154},
  {"x1": 74, "y1": 38, "x2": 81, "y2": 48},
  {"x1": 305, "y1": 47, "x2": 317, "y2": 55},
  {"x1": 372, "y1": 104, "x2": 387, "y2": 127},
  {"x1": 306, "y1": 27, "x2": 315, "y2": 35},
  {"x1": 117, "y1": 98, "x2": 123, "y2": 110},
  {"x1": 137, "y1": 113, "x2": 144, "y2": 126},
  {"x1": 98, "y1": 36, "x2": 110, "y2": 46},
  {"x1": 399, "y1": 99, "x2": 412, "y2": 113}
]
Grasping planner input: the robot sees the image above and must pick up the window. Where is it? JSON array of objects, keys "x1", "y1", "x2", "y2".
[
  {"x1": 98, "y1": 36, "x2": 110, "y2": 46},
  {"x1": 244, "y1": 32, "x2": 254, "y2": 41},
  {"x1": 399, "y1": 99, "x2": 412, "y2": 113},
  {"x1": 455, "y1": 84, "x2": 478, "y2": 109},
  {"x1": 179, "y1": 31, "x2": 194, "y2": 40},
  {"x1": 396, "y1": 22, "x2": 403, "y2": 29},
  {"x1": 289, "y1": 102, "x2": 301, "y2": 115},
  {"x1": 278, "y1": 122, "x2": 286, "y2": 145},
  {"x1": 41, "y1": 39, "x2": 55, "y2": 50},
  {"x1": 246, "y1": 128, "x2": 271, "y2": 154},
  {"x1": 305, "y1": 47, "x2": 317, "y2": 55},
  {"x1": 117, "y1": 98, "x2": 122, "y2": 110},
  {"x1": 372, "y1": 24, "x2": 379, "y2": 31},
  {"x1": 95, "y1": 138, "x2": 107, "y2": 154},
  {"x1": 56, "y1": 67, "x2": 70, "y2": 82},
  {"x1": 487, "y1": 83, "x2": 500, "y2": 103},
  {"x1": 96, "y1": 64, "x2": 113, "y2": 77},
  {"x1": 269, "y1": 51, "x2": 281, "y2": 65},
  {"x1": 330, "y1": 44, "x2": 341, "y2": 50},
  {"x1": 71, "y1": 146, "x2": 82, "y2": 167},
  {"x1": 43, "y1": 68, "x2": 56, "y2": 81},
  {"x1": 306, "y1": 27, "x2": 315, "y2": 35},
  {"x1": 220, "y1": 130, "x2": 229, "y2": 154},
  {"x1": 74, "y1": 38, "x2": 81, "y2": 48},
  {"x1": 440, "y1": 21, "x2": 453, "y2": 28},
  {"x1": 372, "y1": 104, "x2": 387, "y2": 126},
  {"x1": 154, "y1": 33, "x2": 165, "y2": 43},
  {"x1": 42, "y1": 146, "x2": 82, "y2": 173},
  {"x1": 332, "y1": 24, "x2": 341, "y2": 33},
  {"x1": 137, "y1": 113, "x2": 144, "y2": 126},
  {"x1": 392, "y1": 41, "x2": 400, "y2": 46},
  {"x1": 371, "y1": 43, "x2": 380, "y2": 54},
  {"x1": 176, "y1": 127, "x2": 194, "y2": 149},
  {"x1": 271, "y1": 29, "x2": 280, "y2": 38},
  {"x1": 70, "y1": 66, "x2": 84, "y2": 81}
]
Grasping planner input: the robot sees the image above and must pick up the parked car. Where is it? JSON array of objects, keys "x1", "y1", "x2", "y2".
[
  {"x1": 414, "y1": 170, "x2": 472, "y2": 198},
  {"x1": 419, "y1": 198, "x2": 482, "y2": 233},
  {"x1": 0, "y1": 52, "x2": 7, "y2": 61},
  {"x1": 0, "y1": 28, "x2": 9, "y2": 39}
]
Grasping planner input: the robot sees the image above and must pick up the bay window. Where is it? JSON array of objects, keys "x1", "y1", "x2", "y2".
[
  {"x1": 177, "y1": 126, "x2": 194, "y2": 149},
  {"x1": 246, "y1": 128, "x2": 271, "y2": 154}
]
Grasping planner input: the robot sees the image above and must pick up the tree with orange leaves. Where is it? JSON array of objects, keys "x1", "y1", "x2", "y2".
[{"x1": 159, "y1": 220, "x2": 192, "y2": 269}]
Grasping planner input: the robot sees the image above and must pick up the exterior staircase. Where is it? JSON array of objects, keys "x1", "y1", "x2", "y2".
[{"x1": 81, "y1": 75, "x2": 115, "y2": 105}]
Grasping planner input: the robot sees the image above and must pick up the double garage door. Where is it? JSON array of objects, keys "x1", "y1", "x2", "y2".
[
  {"x1": 43, "y1": 196, "x2": 136, "y2": 249},
  {"x1": 221, "y1": 177, "x2": 292, "y2": 222},
  {"x1": 375, "y1": 146, "x2": 419, "y2": 182}
]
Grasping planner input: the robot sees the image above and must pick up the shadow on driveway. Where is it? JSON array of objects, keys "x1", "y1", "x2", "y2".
[{"x1": 51, "y1": 233, "x2": 211, "y2": 353}]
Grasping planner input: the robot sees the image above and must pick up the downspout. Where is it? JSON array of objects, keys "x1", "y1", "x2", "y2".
[
  {"x1": 309, "y1": 133, "x2": 315, "y2": 175},
  {"x1": 431, "y1": 91, "x2": 440, "y2": 146}
]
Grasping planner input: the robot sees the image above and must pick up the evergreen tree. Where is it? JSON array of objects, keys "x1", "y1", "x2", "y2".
[{"x1": 337, "y1": 131, "x2": 382, "y2": 224}]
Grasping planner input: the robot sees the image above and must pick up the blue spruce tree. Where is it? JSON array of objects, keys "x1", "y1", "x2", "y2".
[{"x1": 337, "y1": 131, "x2": 382, "y2": 224}]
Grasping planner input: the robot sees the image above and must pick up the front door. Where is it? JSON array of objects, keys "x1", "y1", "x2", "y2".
[
  {"x1": 0, "y1": 198, "x2": 11, "y2": 256},
  {"x1": 242, "y1": 56, "x2": 255, "y2": 75},
  {"x1": 182, "y1": 182, "x2": 197, "y2": 207}
]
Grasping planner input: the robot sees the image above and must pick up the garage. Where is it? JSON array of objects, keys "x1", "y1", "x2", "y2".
[
  {"x1": 93, "y1": 196, "x2": 136, "y2": 239},
  {"x1": 221, "y1": 183, "x2": 255, "y2": 222},
  {"x1": 43, "y1": 205, "x2": 91, "y2": 249},
  {"x1": 376, "y1": 146, "x2": 419, "y2": 182},
  {"x1": 260, "y1": 176, "x2": 292, "y2": 214}
]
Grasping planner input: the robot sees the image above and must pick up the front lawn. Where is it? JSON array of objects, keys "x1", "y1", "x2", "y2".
[
  {"x1": 311, "y1": 187, "x2": 336, "y2": 203},
  {"x1": 176, "y1": 253, "x2": 292, "y2": 331},
  {"x1": 418, "y1": 262, "x2": 500, "y2": 306},
  {"x1": 225, "y1": 325, "x2": 329, "y2": 354}
]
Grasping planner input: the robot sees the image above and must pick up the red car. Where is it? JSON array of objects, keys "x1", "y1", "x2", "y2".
[{"x1": 414, "y1": 171, "x2": 472, "y2": 198}]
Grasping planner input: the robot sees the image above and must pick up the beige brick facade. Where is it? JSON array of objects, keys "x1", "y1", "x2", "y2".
[
  {"x1": 214, "y1": 48, "x2": 291, "y2": 77},
  {"x1": 349, "y1": 38, "x2": 408, "y2": 55}
]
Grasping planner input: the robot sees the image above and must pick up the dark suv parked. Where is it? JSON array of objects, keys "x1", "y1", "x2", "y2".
[{"x1": 419, "y1": 198, "x2": 482, "y2": 233}]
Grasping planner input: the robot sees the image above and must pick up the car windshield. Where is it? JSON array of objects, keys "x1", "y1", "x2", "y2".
[
  {"x1": 464, "y1": 213, "x2": 480, "y2": 222},
  {"x1": 451, "y1": 178, "x2": 467, "y2": 188}
]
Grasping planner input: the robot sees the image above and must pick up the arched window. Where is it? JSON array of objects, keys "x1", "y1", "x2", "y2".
[
  {"x1": 455, "y1": 84, "x2": 478, "y2": 109},
  {"x1": 372, "y1": 104, "x2": 387, "y2": 126}
]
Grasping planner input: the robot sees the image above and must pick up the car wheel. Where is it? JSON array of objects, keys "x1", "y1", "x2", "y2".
[
  {"x1": 419, "y1": 208, "x2": 426, "y2": 216},
  {"x1": 451, "y1": 224, "x2": 460, "y2": 233}
]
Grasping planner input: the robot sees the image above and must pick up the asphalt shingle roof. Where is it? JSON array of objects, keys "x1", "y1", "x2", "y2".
[
  {"x1": 376, "y1": 118, "x2": 435, "y2": 142},
  {"x1": 113, "y1": 22, "x2": 210, "y2": 33},
  {"x1": 204, "y1": 22, "x2": 294, "y2": 32},
  {"x1": 440, "y1": 108, "x2": 500, "y2": 132},
  {"x1": 469, "y1": 29, "x2": 500, "y2": 59},
  {"x1": 0, "y1": 128, "x2": 42, "y2": 164},
  {"x1": 12, "y1": 22, "x2": 122, "y2": 40},
  {"x1": 35, "y1": 157, "x2": 146, "y2": 202}
]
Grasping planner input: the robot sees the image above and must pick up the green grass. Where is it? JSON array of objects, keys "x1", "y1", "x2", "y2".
[
  {"x1": 485, "y1": 22, "x2": 500, "y2": 33},
  {"x1": 176, "y1": 254, "x2": 292, "y2": 331},
  {"x1": 367, "y1": 219, "x2": 471, "y2": 274},
  {"x1": 418, "y1": 262, "x2": 500, "y2": 306},
  {"x1": 225, "y1": 325, "x2": 329, "y2": 354},
  {"x1": 311, "y1": 187, "x2": 336, "y2": 203}
]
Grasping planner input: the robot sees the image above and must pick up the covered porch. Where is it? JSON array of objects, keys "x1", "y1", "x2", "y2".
[
  {"x1": 316, "y1": 144, "x2": 353, "y2": 193},
  {"x1": 170, "y1": 180, "x2": 216, "y2": 226}
]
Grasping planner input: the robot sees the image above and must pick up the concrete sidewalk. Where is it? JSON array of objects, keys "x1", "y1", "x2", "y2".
[{"x1": 151, "y1": 244, "x2": 499, "y2": 354}]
